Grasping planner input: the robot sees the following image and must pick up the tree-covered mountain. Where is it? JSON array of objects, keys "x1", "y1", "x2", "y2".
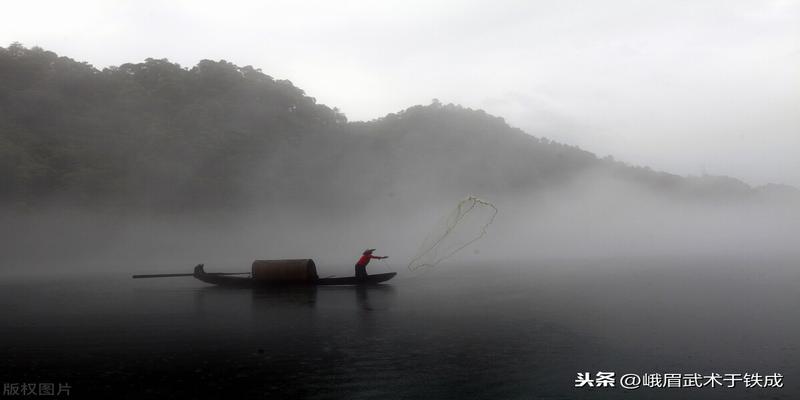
[{"x1": 0, "y1": 44, "x2": 782, "y2": 213}]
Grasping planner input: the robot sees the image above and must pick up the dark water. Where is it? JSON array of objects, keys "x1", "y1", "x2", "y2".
[{"x1": 1, "y1": 258, "x2": 798, "y2": 399}]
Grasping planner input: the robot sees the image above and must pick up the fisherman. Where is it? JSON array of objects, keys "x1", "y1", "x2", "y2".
[{"x1": 355, "y1": 249, "x2": 388, "y2": 281}]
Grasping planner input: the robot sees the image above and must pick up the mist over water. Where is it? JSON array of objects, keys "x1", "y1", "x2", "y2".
[
  {"x1": 3, "y1": 172, "x2": 798, "y2": 397},
  {"x1": 2, "y1": 170, "x2": 797, "y2": 277}
]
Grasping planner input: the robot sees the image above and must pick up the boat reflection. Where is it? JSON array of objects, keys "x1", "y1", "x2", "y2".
[{"x1": 190, "y1": 283, "x2": 398, "y2": 317}]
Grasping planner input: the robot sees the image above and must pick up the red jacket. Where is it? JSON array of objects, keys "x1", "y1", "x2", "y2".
[{"x1": 356, "y1": 254, "x2": 383, "y2": 268}]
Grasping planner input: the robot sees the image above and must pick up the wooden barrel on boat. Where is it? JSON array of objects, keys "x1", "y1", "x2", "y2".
[{"x1": 251, "y1": 259, "x2": 319, "y2": 283}]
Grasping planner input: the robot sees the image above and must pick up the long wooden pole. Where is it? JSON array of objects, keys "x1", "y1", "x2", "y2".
[{"x1": 132, "y1": 272, "x2": 250, "y2": 279}]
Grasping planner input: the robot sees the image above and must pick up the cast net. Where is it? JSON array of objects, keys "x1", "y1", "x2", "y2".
[{"x1": 408, "y1": 196, "x2": 498, "y2": 270}]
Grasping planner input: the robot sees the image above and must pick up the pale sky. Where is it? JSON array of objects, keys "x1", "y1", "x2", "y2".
[{"x1": 3, "y1": 0, "x2": 799, "y2": 186}]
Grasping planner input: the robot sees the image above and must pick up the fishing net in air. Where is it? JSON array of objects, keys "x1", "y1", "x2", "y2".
[{"x1": 408, "y1": 196, "x2": 498, "y2": 270}]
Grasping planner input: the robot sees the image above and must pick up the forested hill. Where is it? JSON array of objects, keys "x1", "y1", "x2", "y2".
[{"x1": 0, "y1": 44, "x2": 783, "y2": 213}]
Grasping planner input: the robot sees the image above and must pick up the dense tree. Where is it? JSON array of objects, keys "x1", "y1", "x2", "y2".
[{"x1": 0, "y1": 44, "x2": 769, "y2": 214}]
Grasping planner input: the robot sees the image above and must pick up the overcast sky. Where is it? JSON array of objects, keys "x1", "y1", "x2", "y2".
[{"x1": 3, "y1": 0, "x2": 798, "y2": 186}]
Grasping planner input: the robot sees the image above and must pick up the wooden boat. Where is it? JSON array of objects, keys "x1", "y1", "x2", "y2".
[
  {"x1": 133, "y1": 259, "x2": 397, "y2": 287},
  {"x1": 193, "y1": 266, "x2": 397, "y2": 287}
]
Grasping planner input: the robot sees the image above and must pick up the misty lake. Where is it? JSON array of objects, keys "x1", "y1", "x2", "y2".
[{"x1": 1, "y1": 257, "x2": 797, "y2": 399}]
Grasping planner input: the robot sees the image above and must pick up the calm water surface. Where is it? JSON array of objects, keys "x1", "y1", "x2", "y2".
[{"x1": 1, "y1": 258, "x2": 798, "y2": 399}]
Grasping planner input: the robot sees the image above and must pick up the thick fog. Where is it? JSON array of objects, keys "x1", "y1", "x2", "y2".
[{"x1": 3, "y1": 169, "x2": 797, "y2": 280}]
